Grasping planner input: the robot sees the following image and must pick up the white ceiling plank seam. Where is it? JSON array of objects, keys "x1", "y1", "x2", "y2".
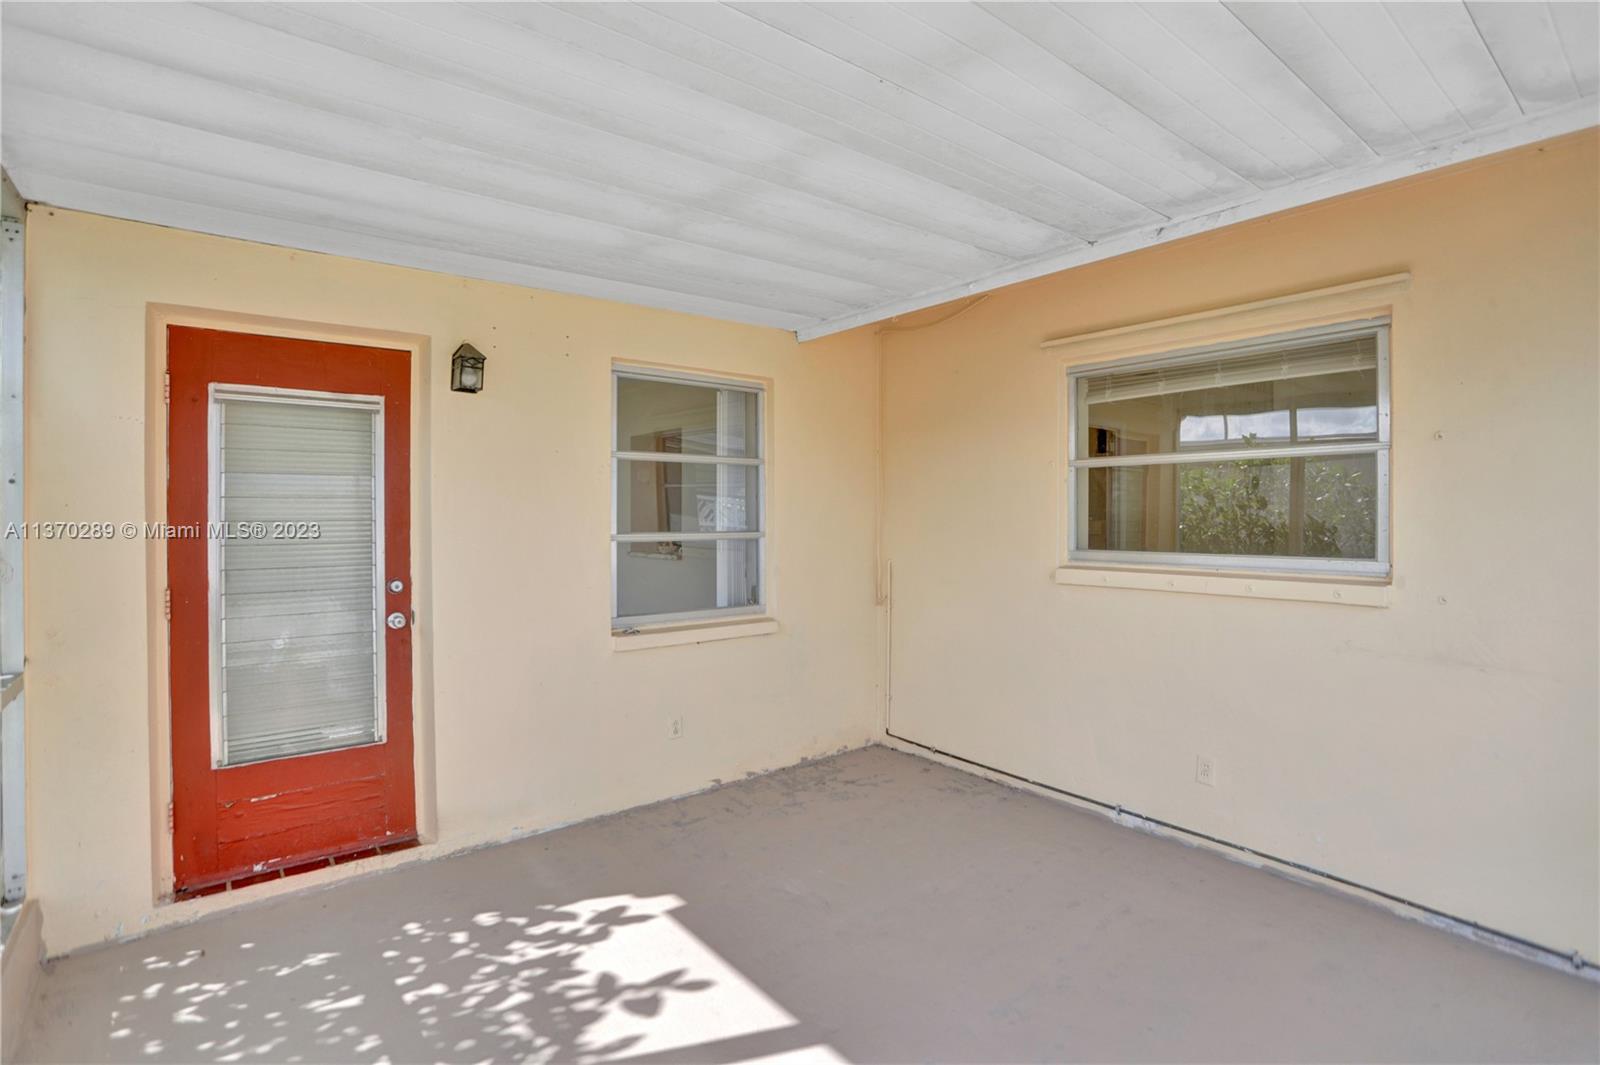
[
  {"x1": 1050, "y1": 4, "x2": 1330, "y2": 183},
  {"x1": 1300, "y1": 4, "x2": 1475, "y2": 145},
  {"x1": 6, "y1": 3, "x2": 1048, "y2": 264},
  {"x1": 606, "y1": 0, "x2": 1135, "y2": 237},
  {"x1": 1547, "y1": 2, "x2": 1599, "y2": 97},
  {"x1": 7, "y1": 168, "x2": 818, "y2": 332},
  {"x1": 1382, "y1": 4, "x2": 1522, "y2": 130},
  {"x1": 1, "y1": 1, "x2": 1592, "y2": 340},
  {"x1": 797, "y1": 95, "x2": 1599, "y2": 340},
  {"x1": 1129, "y1": 3, "x2": 1378, "y2": 168},
  {"x1": 483, "y1": 2, "x2": 1072, "y2": 261},
  {"x1": 1222, "y1": 3, "x2": 1422, "y2": 155},
  {"x1": 924, "y1": 4, "x2": 1255, "y2": 205},
  {"x1": 1466, "y1": 2, "x2": 1584, "y2": 112},
  {"x1": 0, "y1": 34, "x2": 973, "y2": 292},
  {"x1": 987, "y1": 3, "x2": 1291, "y2": 188},
  {"x1": 1116, "y1": 3, "x2": 1361, "y2": 171},
  {"x1": 717, "y1": 2, "x2": 1181, "y2": 219},
  {"x1": 4, "y1": 133, "x2": 861, "y2": 320},
  {"x1": 975, "y1": 2, "x2": 1268, "y2": 196},
  {"x1": 210, "y1": 1, "x2": 1082, "y2": 251},
  {"x1": 523, "y1": 2, "x2": 1162, "y2": 233},
  {"x1": 3, "y1": 80, "x2": 922, "y2": 308},
  {"x1": 884, "y1": 3, "x2": 1238, "y2": 206}
]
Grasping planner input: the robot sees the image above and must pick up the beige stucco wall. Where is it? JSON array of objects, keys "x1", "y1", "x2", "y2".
[
  {"x1": 18, "y1": 131, "x2": 1599, "y2": 963},
  {"x1": 22, "y1": 208, "x2": 881, "y2": 954},
  {"x1": 880, "y1": 131, "x2": 1600, "y2": 959}
]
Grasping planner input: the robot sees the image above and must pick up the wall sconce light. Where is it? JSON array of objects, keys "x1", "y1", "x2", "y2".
[{"x1": 451, "y1": 343, "x2": 486, "y2": 394}]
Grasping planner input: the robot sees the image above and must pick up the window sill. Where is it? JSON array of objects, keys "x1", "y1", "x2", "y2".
[
  {"x1": 611, "y1": 616, "x2": 779, "y2": 652},
  {"x1": 1054, "y1": 564, "x2": 1389, "y2": 607}
]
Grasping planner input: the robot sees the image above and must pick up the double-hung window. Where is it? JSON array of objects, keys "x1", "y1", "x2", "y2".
[
  {"x1": 612, "y1": 368, "x2": 764, "y2": 625},
  {"x1": 1067, "y1": 319, "x2": 1390, "y2": 577}
]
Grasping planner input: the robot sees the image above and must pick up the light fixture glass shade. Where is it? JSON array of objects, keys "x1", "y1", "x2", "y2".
[{"x1": 451, "y1": 343, "x2": 486, "y2": 393}]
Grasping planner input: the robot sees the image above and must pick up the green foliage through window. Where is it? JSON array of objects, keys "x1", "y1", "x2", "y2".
[{"x1": 1177, "y1": 457, "x2": 1375, "y2": 559}]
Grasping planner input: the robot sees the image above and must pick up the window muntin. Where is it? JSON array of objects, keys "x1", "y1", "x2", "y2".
[
  {"x1": 1068, "y1": 321, "x2": 1390, "y2": 576},
  {"x1": 612, "y1": 369, "x2": 765, "y2": 624}
]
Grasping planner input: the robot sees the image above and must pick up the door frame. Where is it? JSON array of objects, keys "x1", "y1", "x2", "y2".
[
  {"x1": 144, "y1": 305, "x2": 437, "y2": 904},
  {"x1": 170, "y1": 327, "x2": 413, "y2": 892}
]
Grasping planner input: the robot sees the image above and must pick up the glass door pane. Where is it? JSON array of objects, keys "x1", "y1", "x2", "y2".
[{"x1": 217, "y1": 396, "x2": 382, "y2": 766}]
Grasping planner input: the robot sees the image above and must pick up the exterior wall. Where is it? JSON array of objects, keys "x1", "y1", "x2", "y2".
[
  {"x1": 22, "y1": 209, "x2": 881, "y2": 954},
  {"x1": 19, "y1": 132, "x2": 1600, "y2": 963},
  {"x1": 880, "y1": 132, "x2": 1599, "y2": 959}
]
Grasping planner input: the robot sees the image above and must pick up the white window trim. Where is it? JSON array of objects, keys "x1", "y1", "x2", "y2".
[
  {"x1": 1064, "y1": 318, "x2": 1392, "y2": 580},
  {"x1": 610, "y1": 366, "x2": 768, "y2": 630},
  {"x1": 612, "y1": 615, "x2": 780, "y2": 652}
]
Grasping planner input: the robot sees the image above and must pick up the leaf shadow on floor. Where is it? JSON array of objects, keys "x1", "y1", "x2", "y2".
[{"x1": 90, "y1": 897, "x2": 713, "y2": 1065}]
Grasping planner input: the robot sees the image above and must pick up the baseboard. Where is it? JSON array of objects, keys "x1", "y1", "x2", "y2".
[
  {"x1": 44, "y1": 738, "x2": 878, "y2": 962},
  {"x1": 879, "y1": 731, "x2": 1597, "y2": 983}
]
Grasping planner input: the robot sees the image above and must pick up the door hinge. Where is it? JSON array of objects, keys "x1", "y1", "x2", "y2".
[
  {"x1": 163, "y1": 370, "x2": 170, "y2": 406},
  {"x1": 164, "y1": 587, "x2": 172, "y2": 621},
  {"x1": 166, "y1": 799, "x2": 174, "y2": 833}
]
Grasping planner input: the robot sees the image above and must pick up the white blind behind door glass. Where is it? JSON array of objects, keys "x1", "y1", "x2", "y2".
[{"x1": 217, "y1": 397, "x2": 382, "y2": 766}]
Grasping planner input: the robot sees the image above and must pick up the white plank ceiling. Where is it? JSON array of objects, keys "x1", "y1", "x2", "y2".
[{"x1": 3, "y1": 2, "x2": 1596, "y2": 338}]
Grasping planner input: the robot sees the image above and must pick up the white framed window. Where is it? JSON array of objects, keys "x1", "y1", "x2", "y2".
[
  {"x1": 611, "y1": 367, "x2": 765, "y2": 626},
  {"x1": 1067, "y1": 319, "x2": 1390, "y2": 577}
]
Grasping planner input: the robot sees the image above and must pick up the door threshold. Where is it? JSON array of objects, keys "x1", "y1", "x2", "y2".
[{"x1": 174, "y1": 836, "x2": 419, "y2": 901}]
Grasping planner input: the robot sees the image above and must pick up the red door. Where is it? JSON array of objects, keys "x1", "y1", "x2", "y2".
[{"x1": 168, "y1": 327, "x2": 415, "y2": 895}]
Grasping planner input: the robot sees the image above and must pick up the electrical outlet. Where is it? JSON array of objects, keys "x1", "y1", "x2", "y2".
[
  {"x1": 1196, "y1": 755, "x2": 1216, "y2": 787},
  {"x1": 668, "y1": 716, "x2": 683, "y2": 740}
]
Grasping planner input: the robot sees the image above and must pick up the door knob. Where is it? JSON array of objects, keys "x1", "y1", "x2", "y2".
[{"x1": 386, "y1": 611, "x2": 407, "y2": 630}]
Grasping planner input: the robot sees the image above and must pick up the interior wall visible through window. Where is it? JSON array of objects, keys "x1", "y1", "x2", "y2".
[{"x1": 612, "y1": 369, "x2": 765, "y2": 625}]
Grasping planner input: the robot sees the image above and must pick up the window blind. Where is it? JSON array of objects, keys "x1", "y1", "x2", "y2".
[
  {"x1": 1083, "y1": 335, "x2": 1377, "y2": 406},
  {"x1": 217, "y1": 398, "x2": 381, "y2": 766}
]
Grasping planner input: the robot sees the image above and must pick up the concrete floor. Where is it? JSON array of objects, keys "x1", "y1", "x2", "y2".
[{"x1": 16, "y1": 747, "x2": 1600, "y2": 1064}]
